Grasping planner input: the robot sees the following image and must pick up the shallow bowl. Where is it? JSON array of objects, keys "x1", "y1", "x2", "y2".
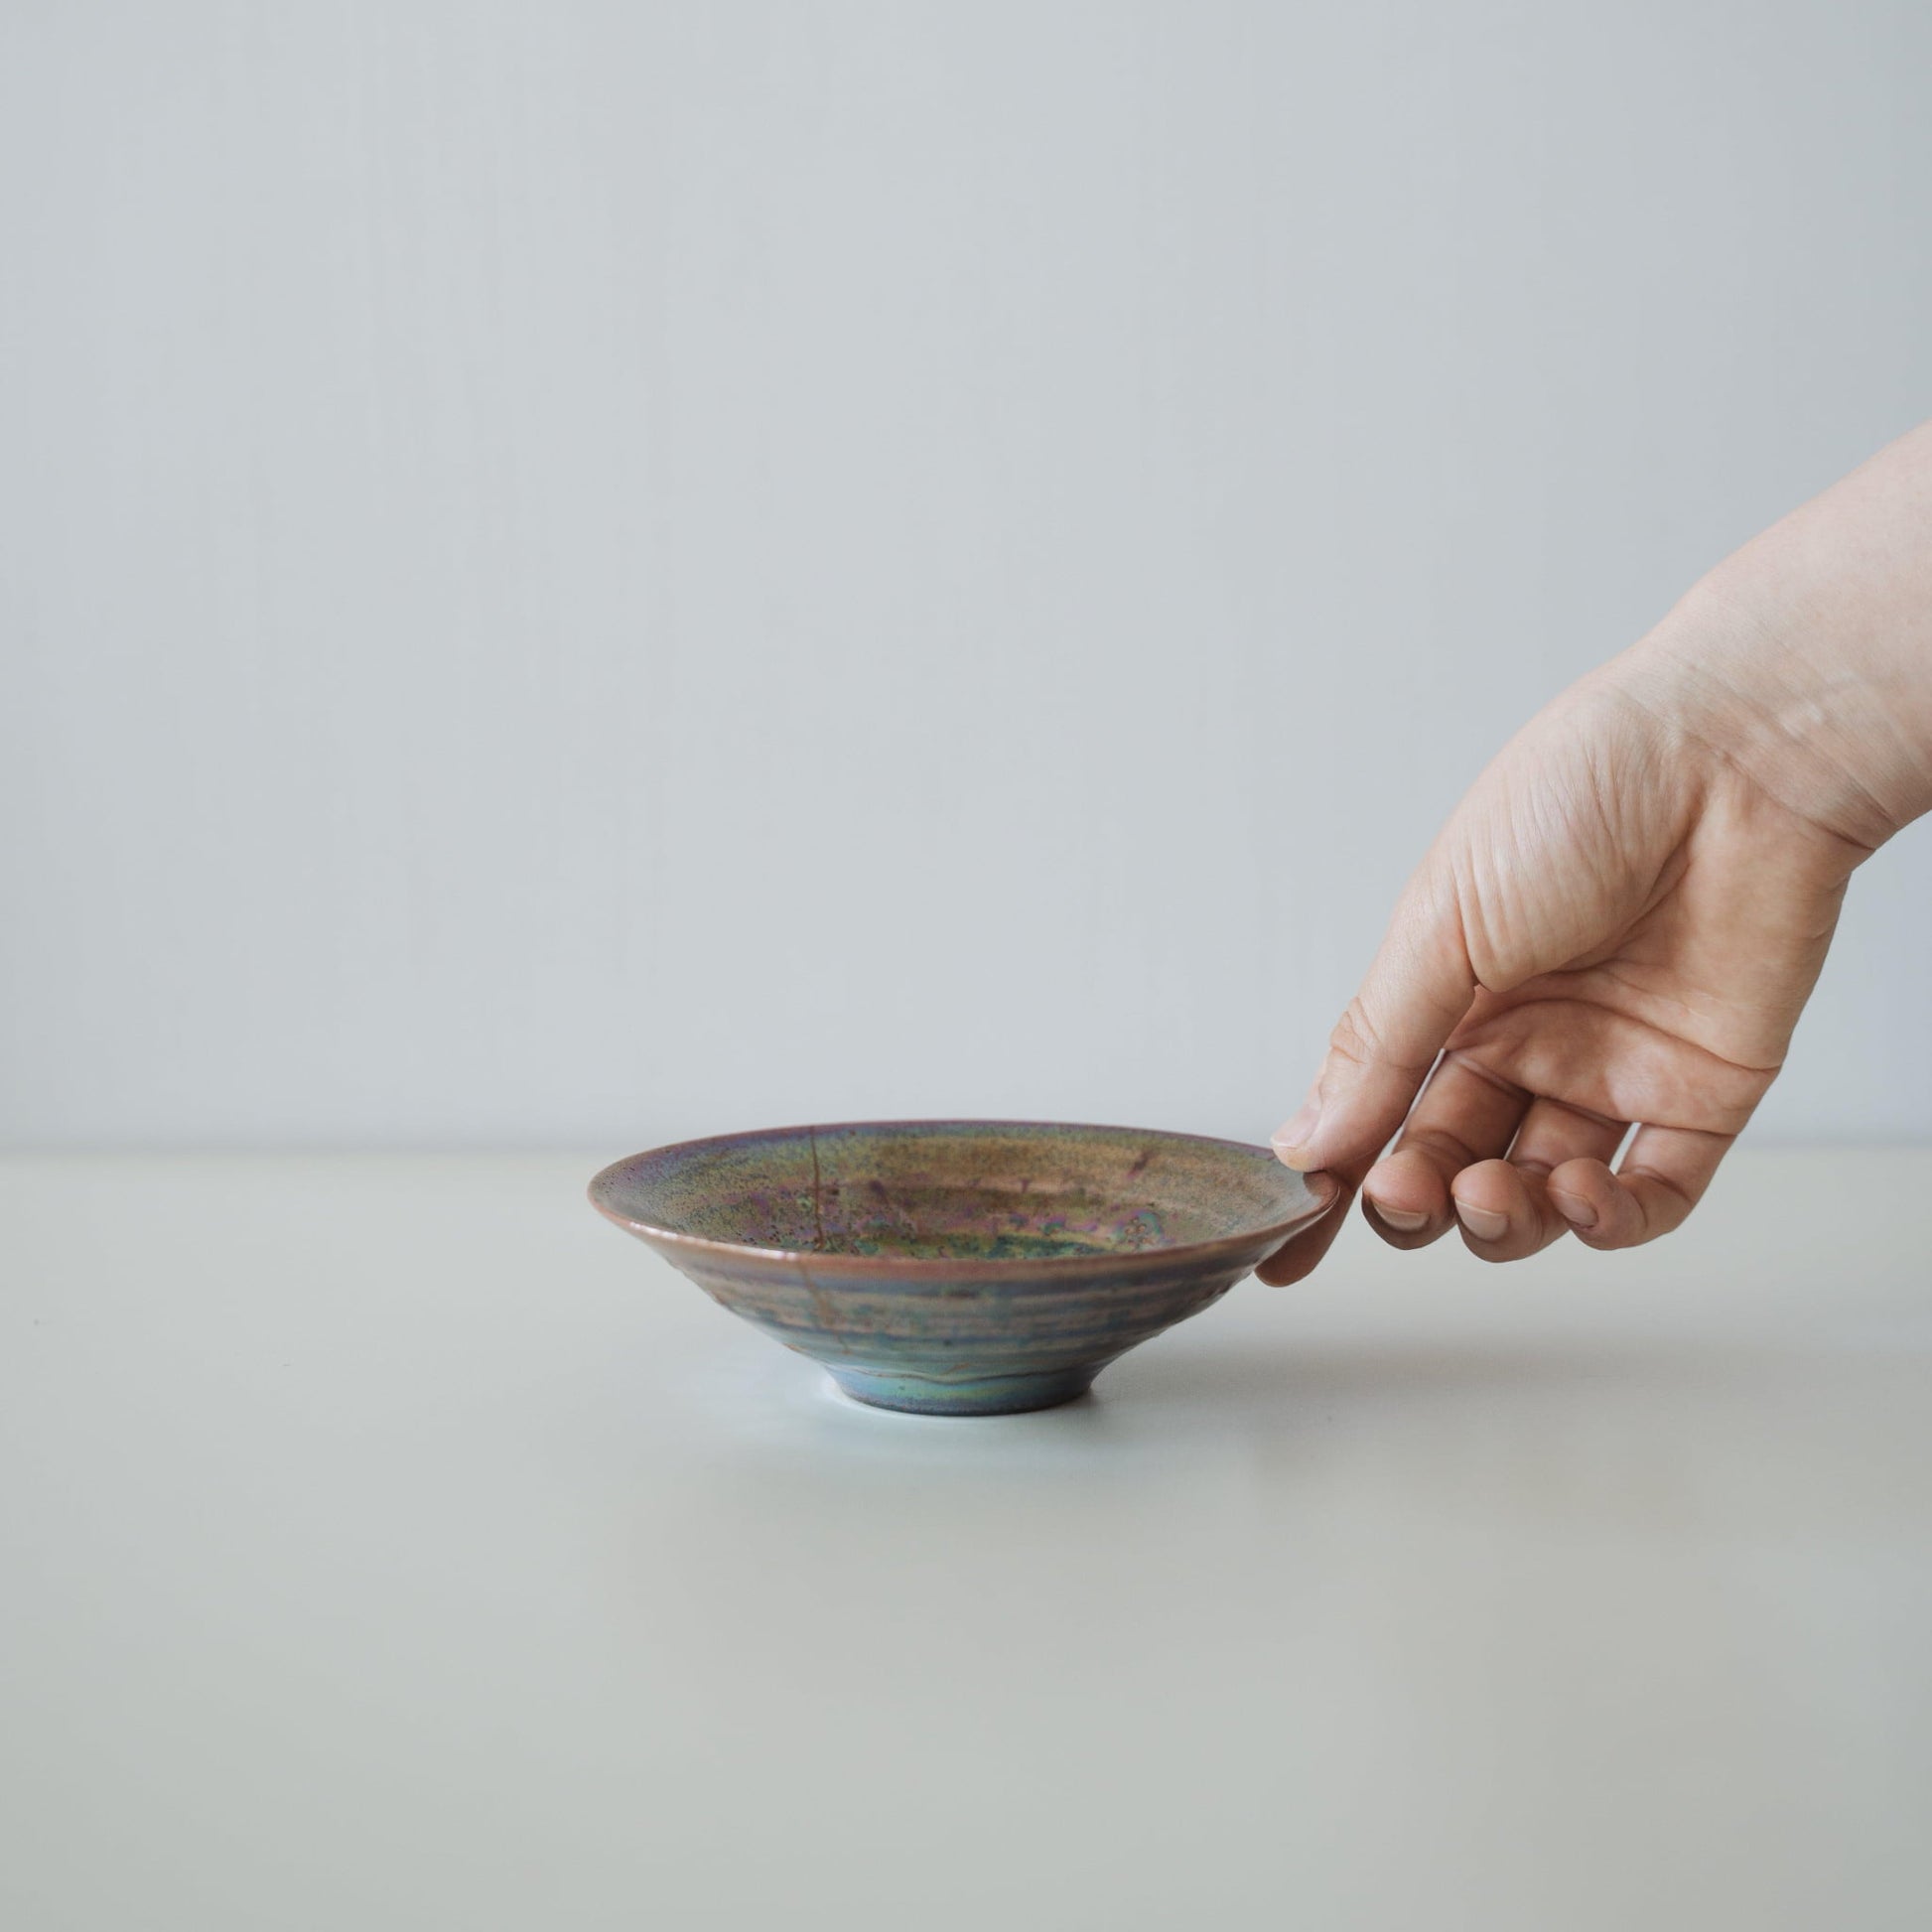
[{"x1": 588, "y1": 1119, "x2": 1331, "y2": 1415}]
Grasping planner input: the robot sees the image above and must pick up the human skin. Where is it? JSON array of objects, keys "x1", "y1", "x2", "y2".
[{"x1": 1259, "y1": 423, "x2": 1932, "y2": 1284}]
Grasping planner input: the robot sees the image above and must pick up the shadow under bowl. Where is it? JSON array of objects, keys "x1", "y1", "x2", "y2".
[{"x1": 588, "y1": 1119, "x2": 1331, "y2": 1416}]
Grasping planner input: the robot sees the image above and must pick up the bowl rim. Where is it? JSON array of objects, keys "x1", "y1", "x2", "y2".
[{"x1": 587, "y1": 1117, "x2": 1337, "y2": 1281}]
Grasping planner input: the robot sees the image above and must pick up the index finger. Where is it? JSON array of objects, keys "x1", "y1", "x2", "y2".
[{"x1": 1274, "y1": 876, "x2": 1477, "y2": 1176}]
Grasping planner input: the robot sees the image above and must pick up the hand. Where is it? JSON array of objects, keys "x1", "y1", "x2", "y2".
[{"x1": 1258, "y1": 425, "x2": 1932, "y2": 1282}]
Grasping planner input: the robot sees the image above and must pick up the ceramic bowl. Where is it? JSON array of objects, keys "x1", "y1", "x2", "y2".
[{"x1": 589, "y1": 1119, "x2": 1331, "y2": 1416}]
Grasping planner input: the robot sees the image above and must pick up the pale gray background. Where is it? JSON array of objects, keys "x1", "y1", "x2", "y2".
[{"x1": 4, "y1": 0, "x2": 1929, "y2": 1152}]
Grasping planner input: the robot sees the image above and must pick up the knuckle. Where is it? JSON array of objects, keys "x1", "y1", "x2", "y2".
[
  {"x1": 1404, "y1": 1126, "x2": 1482, "y2": 1172},
  {"x1": 1624, "y1": 1167, "x2": 1699, "y2": 1222},
  {"x1": 1326, "y1": 998, "x2": 1385, "y2": 1073}
]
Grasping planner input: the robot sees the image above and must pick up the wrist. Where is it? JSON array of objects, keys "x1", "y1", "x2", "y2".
[{"x1": 1618, "y1": 434, "x2": 1932, "y2": 849}]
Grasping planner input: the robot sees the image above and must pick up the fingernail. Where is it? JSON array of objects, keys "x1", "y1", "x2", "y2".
[
  {"x1": 1454, "y1": 1199, "x2": 1509, "y2": 1242},
  {"x1": 1550, "y1": 1187, "x2": 1596, "y2": 1230},
  {"x1": 1370, "y1": 1201, "x2": 1429, "y2": 1232},
  {"x1": 1272, "y1": 1101, "x2": 1321, "y2": 1167}
]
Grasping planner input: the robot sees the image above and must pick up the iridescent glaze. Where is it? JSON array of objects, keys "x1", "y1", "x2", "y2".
[{"x1": 589, "y1": 1120, "x2": 1331, "y2": 1415}]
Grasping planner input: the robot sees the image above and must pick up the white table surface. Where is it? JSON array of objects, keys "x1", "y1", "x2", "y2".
[{"x1": 4, "y1": 1149, "x2": 1930, "y2": 1930}]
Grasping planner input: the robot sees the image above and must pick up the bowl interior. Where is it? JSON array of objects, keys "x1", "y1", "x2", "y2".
[{"x1": 591, "y1": 1120, "x2": 1312, "y2": 1264}]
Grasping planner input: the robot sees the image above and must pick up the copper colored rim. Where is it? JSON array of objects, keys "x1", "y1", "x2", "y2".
[{"x1": 587, "y1": 1118, "x2": 1337, "y2": 1282}]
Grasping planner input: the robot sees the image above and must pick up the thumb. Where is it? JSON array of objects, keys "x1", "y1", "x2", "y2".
[{"x1": 1275, "y1": 877, "x2": 1476, "y2": 1175}]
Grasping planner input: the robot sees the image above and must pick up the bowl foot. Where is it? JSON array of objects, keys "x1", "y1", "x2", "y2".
[{"x1": 826, "y1": 1363, "x2": 1099, "y2": 1417}]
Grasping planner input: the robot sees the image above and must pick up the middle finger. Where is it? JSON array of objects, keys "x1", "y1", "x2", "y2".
[
  {"x1": 1449, "y1": 1096, "x2": 1629, "y2": 1261},
  {"x1": 1361, "y1": 1051, "x2": 1531, "y2": 1248}
]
